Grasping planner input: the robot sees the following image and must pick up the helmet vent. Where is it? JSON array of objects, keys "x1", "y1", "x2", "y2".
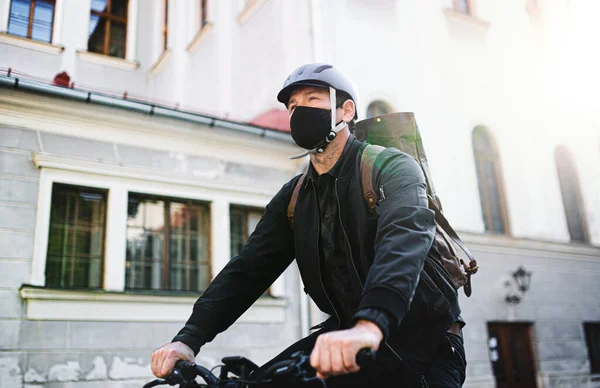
[{"x1": 314, "y1": 64, "x2": 332, "y2": 73}]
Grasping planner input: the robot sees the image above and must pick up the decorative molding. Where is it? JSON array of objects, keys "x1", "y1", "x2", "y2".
[
  {"x1": 0, "y1": 32, "x2": 64, "y2": 55},
  {"x1": 237, "y1": 0, "x2": 267, "y2": 25},
  {"x1": 150, "y1": 49, "x2": 171, "y2": 74},
  {"x1": 77, "y1": 50, "x2": 140, "y2": 71},
  {"x1": 20, "y1": 286, "x2": 287, "y2": 322},
  {"x1": 186, "y1": 23, "x2": 214, "y2": 53},
  {"x1": 32, "y1": 153, "x2": 280, "y2": 197}
]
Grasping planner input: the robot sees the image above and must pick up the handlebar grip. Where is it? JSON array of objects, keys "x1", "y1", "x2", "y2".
[
  {"x1": 355, "y1": 348, "x2": 376, "y2": 369},
  {"x1": 174, "y1": 360, "x2": 192, "y2": 369}
]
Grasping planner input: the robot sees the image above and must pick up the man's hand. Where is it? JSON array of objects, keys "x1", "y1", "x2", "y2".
[
  {"x1": 151, "y1": 341, "x2": 195, "y2": 378},
  {"x1": 310, "y1": 320, "x2": 383, "y2": 379}
]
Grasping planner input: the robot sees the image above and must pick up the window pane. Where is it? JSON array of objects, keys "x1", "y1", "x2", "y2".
[
  {"x1": 169, "y1": 203, "x2": 209, "y2": 292},
  {"x1": 473, "y1": 128, "x2": 507, "y2": 233},
  {"x1": 111, "y1": 0, "x2": 128, "y2": 17},
  {"x1": 45, "y1": 184, "x2": 106, "y2": 289},
  {"x1": 230, "y1": 210, "x2": 246, "y2": 259},
  {"x1": 200, "y1": 0, "x2": 208, "y2": 26},
  {"x1": 88, "y1": 15, "x2": 106, "y2": 54},
  {"x1": 31, "y1": 0, "x2": 54, "y2": 43},
  {"x1": 8, "y1": 0, "x2": 31, "y2": 38},
  {"x1": 126, "y1": 195, "x2": 209, "y2": 292},
  {"x1": 556, "y1": 148, "x2": 587, "y2": 242},
  {"x1": 91, "y1": 0, "x2": 108, "y2": 13},
  {"x1": 125, "y1": 197, "x2": 165, "y2": 290},
  {"x1": 109, "y1": 21, "x2": 126, "y2": 58}
]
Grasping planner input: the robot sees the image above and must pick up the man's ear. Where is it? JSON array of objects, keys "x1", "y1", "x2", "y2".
[{"x1": 341, "y1": 99, "x2": 356, "y2": 123}]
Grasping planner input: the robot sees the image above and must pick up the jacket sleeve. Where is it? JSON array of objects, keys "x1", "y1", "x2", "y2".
[
  {"x1": 172, "y1": 178, "x2": 298, "y2": 355},
  {"x1": 355, "y1": 149, "x2": 436, "y2": 329}
]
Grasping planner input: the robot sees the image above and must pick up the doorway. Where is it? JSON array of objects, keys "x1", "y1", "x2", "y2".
[{"x1": 487, "y1": 322, "x2": 537, "y2": 388}]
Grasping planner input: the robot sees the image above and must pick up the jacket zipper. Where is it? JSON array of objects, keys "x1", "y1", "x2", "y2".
[
  {"x1": 312, "y1": 181, "x2": 341, "y2": 331},
  {"x1": 334, "y1": 179, "x2": 404, "y2": 363}
]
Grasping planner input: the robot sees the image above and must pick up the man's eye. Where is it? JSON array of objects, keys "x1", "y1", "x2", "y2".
[{"x1": 309, "y1": 96, "x2": 317, "y2": 101}]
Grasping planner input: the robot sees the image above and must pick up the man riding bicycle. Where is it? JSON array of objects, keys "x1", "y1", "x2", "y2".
[{"x1": 151, "y1": 64, "x2": 467, "y2": 387}]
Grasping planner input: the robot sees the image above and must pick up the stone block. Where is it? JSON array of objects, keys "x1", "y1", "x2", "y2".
[
  {"x1": 68, "y1": 322, "x2": 155, "y2": 350},
  {"x1": 0, "y1": 290, "x2": 24, "y2": 318},
  {"x1": 465, "y1": 360, "x2": 494, "y2": 379},
  {"x1": 18, "y1": 321, "x2": 68, "y2": 349},
  {"x1": 0, "y1": 352, "x2": 25, "y2": 388},
  {"x1": 0, "y1": 151, "x2": 39, "y2": 177},
  {"x1": 210, "y1": 321, "x2": 294, "y2": 350},
  {"x1": 186, "y1": 154, "x2": 227, "y2": 177},
  {"x1": 0, "y1": 127, "x2": 40, "y2": 152},
  {"x1": 24, "y1": 379, "x2": 151, "y2": 388},
  {"x1": 0, "y1": 260, "x2": 32, "y2": 289},
  {"x1": 150, "y1": 322, "x2": 186, "y2": 345},
  {"x1": 0, "y1": 178, "x2": 38, "y2": 204},
  {"x1": 41, "y1": 133, "x2": 117, "y2": 163},
  {"x1": 0, "y1": 203, "x2": 37, "y2": 230},
  {"x1": 536, "y1": 340, "x2": 588, "y2": 361},
  {"x1": 117, "y1": 145, "x2": 179, "y2": 171},
  {"x1": 107, "y1": 351, "x2": 152, "y2": 380},
  {"x1": 0, "y1": 230, "x2": 34, "y2": 260},
  {"x1": 539, "y1": 358, "x2": 589, "y2": 373},
  {"x1": 0, "y1": 320, "x2": 20, "y2": 349},
  {"x1": 535, "y1": 322, "x2": 585, "y2": 342},
  {"x1": 224, "y1": 161, "x2": 290, "y2": 184},
  {"x1": 464, "y1": 339, "x2": 490, "y2": 362}
]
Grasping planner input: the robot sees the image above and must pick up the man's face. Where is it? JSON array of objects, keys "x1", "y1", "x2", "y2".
[{"x1": 287, "y1": 86, "x2": 333, "y2": 116}]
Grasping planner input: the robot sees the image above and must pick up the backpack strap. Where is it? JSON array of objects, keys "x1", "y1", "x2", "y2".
[
  {"x1": 360, "y1": 144, "x2": 478, "y2": 297},
  {"x1": 286, "y1": 174, "x2": 306, "y2": 229},
  {"x1": 360, "y1": 145, "x2": 386, "y2": 209},
  {"x1": 428, "y1": 196, "x2": 479, "y2": 297}
]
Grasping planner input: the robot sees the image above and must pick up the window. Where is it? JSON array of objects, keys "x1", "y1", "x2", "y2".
[
  {"x1": 126, "y1": 194, "x2": 211, "y2": 292},
  {"x1": 163, "y1": 0, "x2": 168, "y2": 50},
  {"x1": 230, "y1": 206, "x2": 263, "y2": 259},
  {"x1": 88, "y1": 0, "x2": 128, "y2": 58},
  {"x1": 200, "y1": 0, "x2": 208, "y2": 28},
  {"x1": 585, "y1": 322, "x2": 600, "y2": 374},
  {"x1": 45, "y1": 184, "x2": 107, "y2": 289},
  {"x1": 472, "y1": 126, "x2": 510, "y2": 234},
  {"x1": 366, "y1": 100, "x2": 393, "y2": 119},
  {"x1": 7, "y1": 0, "x2": 56, "y2": 43},
  {"x1": 453, "y1": 0, "x2": 472, "y2": 15},
  {"x1": 555, "y1": 147, "x2": 588, "y2": 243}
]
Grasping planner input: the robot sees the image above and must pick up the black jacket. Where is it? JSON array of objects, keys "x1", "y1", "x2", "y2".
[{"x1": 173, "y1": 136, "x2": 457, "y2": 362}]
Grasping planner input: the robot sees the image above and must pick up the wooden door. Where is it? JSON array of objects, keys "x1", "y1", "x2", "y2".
[{"x1": 487, "y1": 322, "x2": 537, "y2": 388}]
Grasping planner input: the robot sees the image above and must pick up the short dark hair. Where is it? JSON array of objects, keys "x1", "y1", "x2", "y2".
[{"x1": 336, "y1": 90, "x2": 356, "y2": 132}]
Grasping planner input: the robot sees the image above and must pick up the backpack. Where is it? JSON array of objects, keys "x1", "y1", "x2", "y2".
[{"x1": 287, "y1": 112, "x2": 478, "y2": 297}]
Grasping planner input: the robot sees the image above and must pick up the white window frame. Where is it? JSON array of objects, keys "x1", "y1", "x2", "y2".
[
  {"x1": 28, "y1": 154, "x2": 286, "y2": 322},
  {"x1": 0, "y1": 0, "x2": 64, "y2": 53}
]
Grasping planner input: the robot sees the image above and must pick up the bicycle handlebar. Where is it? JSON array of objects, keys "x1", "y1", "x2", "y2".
[{"x1": 142, "y1": 347, "x2": 376, "y2": 387}]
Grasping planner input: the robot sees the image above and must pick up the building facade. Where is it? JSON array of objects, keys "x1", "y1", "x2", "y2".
[{"x1": 1, "y1": 0, "x2": 599, "y2": 387}]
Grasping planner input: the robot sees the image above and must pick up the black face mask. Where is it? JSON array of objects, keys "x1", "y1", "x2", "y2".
[{"x1": 290, "y1": 106, "x2": 333, "y2": 150}]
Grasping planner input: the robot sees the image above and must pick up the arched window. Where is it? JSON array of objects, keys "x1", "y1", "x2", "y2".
[
  {"x1": 366, "y1": 100, "x2": 393, "y2": 119},
  {"x1": 555, "y1": 147, "x2": 588, "y2": 243},
  {"x1": 472, "y1": 126, "x2": 510, "y2": 234}
]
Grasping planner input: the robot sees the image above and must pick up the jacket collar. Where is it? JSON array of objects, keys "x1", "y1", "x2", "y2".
[{"x1": 304, "y1": 134, "x2": 362, "y2": 187}]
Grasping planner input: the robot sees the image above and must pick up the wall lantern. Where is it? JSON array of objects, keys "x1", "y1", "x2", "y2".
[{"x1": 505, "y1": 266, "x2": 533, "y2": 304}]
